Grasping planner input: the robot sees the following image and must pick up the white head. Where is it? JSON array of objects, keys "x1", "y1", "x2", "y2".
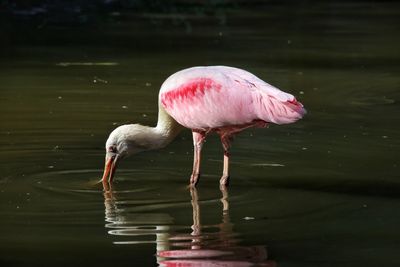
[{"x1": 101, "y1": 124, "x2": 157, "y2": 182}]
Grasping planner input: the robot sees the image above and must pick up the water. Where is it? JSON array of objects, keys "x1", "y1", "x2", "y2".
[{"x1": 1, "y1": 1, "x2": 400, "y2": 266}]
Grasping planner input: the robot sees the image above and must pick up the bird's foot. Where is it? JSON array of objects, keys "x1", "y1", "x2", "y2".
[
  {"x1": 189, "y1": 173, "x2": 200, "y2": 187},
  {"x1": 219, "y1": 175, "x2": 230, "y2": 186},
  {"x1": 186, "y1": 183, "x2": 197, "y2": 190}
]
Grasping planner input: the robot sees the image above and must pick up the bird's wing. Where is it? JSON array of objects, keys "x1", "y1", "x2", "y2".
[
  {"x1": 159, "y1": 66, "x2": 305, "y2": 129},
  {"x1": 219, "y1": 66, "x2": 295, "y2": 102},
  {"x1": 159, "y1": 69, "x2": 257, "y2": 130},
  {"x1": 221, "y1": 66, "x2": 306, "y2": 125}
]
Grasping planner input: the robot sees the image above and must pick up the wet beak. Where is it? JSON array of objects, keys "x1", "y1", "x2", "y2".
[{"x1": 102, "y1": 154, "x2": 119, "y2": 183}]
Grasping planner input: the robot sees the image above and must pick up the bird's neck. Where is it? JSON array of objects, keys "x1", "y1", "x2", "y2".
[{"x1": 152, "y1": 105, "x2": 183, "y2": 149}]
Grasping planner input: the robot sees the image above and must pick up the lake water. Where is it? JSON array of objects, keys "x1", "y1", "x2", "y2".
[{"x1": 1, "y1": 1, "x2": 399, "y2": 266}]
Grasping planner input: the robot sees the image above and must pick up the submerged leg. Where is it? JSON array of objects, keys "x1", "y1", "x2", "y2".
[
  {"x1": 220, "y1": 134, "x2": 233, "y2": 186},
  {"x1": 189, "y1": 187, "x2": 201, "y2": 249},
  {"x1": 190, "y1": 131, "x2": 206, "y2": 187}
]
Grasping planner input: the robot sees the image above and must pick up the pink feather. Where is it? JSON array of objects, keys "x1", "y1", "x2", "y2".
[{"x1": 159, "y1": 66, "x2": 306, "y2": 130}]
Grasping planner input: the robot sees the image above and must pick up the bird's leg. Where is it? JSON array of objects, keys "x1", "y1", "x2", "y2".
[
  {"x1": 220, "y1": 134, "x2": 232, "y2": 186},
  {"x1": 190, "y1": 131, "x2": 206, "y2": 187},
  {"x1": 219, "y1": 183, "x2": 229, "y2": 213}
]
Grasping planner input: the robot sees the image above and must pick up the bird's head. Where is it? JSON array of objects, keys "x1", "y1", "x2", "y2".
[{"x1": 101, "y1": 124, "x2": 151, "y2": 183}]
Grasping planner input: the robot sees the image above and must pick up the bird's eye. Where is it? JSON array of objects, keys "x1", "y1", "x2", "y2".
[{"x1": 108, "y1": 146, "x2": 117, "y2": 153}]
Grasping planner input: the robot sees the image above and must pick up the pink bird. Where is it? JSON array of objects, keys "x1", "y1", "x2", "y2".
[{"x1": 102, "y1": 66, "x2": 306, "y2": 187}]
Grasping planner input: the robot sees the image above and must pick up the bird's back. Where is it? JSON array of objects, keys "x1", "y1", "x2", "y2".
[{"x1": 159, "y1": 66, "x2": 305, "y2": 131}]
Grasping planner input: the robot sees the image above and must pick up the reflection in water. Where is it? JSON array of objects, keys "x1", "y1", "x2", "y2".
[{"x1": 103, "y1": 182, "x2": 276, "y2": 267}]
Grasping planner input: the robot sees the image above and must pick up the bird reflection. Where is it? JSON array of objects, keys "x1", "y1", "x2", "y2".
[{"x1": 103, "y1": 183, "x2": 276, "y2": 267}]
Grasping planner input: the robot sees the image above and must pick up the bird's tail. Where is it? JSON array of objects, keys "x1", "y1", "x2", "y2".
[{"x1": 253, "y1": 90, "x2": 306, "y2": 125}]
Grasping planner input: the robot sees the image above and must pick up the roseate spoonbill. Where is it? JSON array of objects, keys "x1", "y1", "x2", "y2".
[{"x1": 102, "y1": 66, "x2": 306, "y2": 186}]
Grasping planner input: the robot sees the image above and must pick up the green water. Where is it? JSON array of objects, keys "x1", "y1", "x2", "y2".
[{"x1": 1, "y1": 2, "x2": 400, "y2": 266}]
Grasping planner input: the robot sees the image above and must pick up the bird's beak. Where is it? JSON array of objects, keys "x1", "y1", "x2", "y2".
[{"x1": 102, "y1": 153, "x2": 119, "y2": 183}]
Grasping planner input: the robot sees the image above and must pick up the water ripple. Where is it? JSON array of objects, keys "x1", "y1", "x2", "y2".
[{"x1": 102, "y1": 186, "x2": 275, "y2": 266}]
